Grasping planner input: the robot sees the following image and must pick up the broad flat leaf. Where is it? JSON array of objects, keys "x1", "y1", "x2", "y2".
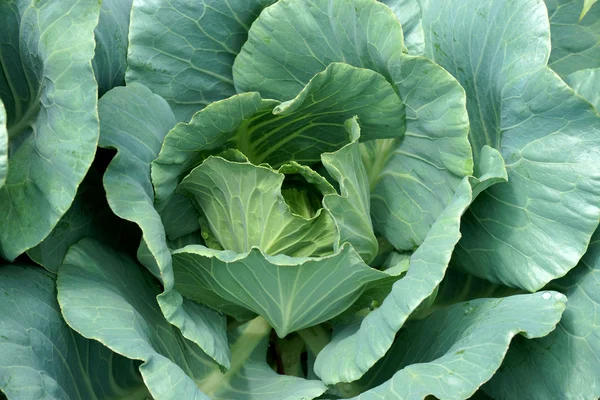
[
  {"x1": 379, "y1": 0, "x2": 425, "y2": 55},
  {"x1": 152, "y1": 62, "x2": 405, "y2": 208},
  {"x1": 233, "y1": 0, "x2": 407, "y2": 101},
  {"x1": 546, "y1": 0, "x2": 600, "y2": 78},
  {"x1": 93, "y1": 0, "x2": 133, "y2": 96},
  {"x1": 421, "y1": 0, "x2": 600, "y2": 291},
  {"x1": 481, "y1": 65, "x2": 600, "y2": 400},
  {"x1": 322, "y1": 118, "x2": 378, "y2": 263},
  {"x1": 26, "y1": 169, "x2": 136, "y2": 273},
  {"x1": 178, "y1": 157, "x2": 337, "y2": 257},
  {"x1": 172, "y1": 243, "x2": 387, "y2": 338},
  {"x1": 482, "y1": 229, "x2": 600, "y2": 399},
  {"x1": 314, "y1": 178, "x2": 473, "y2": 385},
  {"x1": 564, "y1": 68, "x2": 600, "y2": 110},
  {"x1": 0, "y1": 100, "x2": 6, "y2": 189},
  {"x1": 127, "y1": 0, "x2": 275, "y2": 121},
  {"x1": 99, "y1": 83, "x2": 230, "y2": 368},
  {"x1": 361, "y1": 53, "x2": 472, "y2": 251},
  {"x1": 0, "y1": 264, "x2": 148, "y2": 400},
  {"x1": 345, "y1": 293, "x2": 567, "y2": 399},
  {"x1": 58, "y1": 239, "x2": 327, "y2": 400},
  {"x1": 0, "y1": 0, "x2": 100, "y2": 260}
]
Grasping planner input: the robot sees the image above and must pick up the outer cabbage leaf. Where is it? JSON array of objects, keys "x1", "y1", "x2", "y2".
[
  {"x1": 481, "y1": 63, "x2": 600, "y2": 400},
  {"x1": 314, "y1": 149, "x2": 507, "y2": 384},
  {"x1": 379, "y1": 0, "x2": 425, "y2": 55},
  {"x1": 93, "y1": 0, "x2": 133, "y2": 96},
  {"x1": 233, "y1": 0, "x2": 407, "y2": 100},
  {"x1": 483, "y1": 229, "x2": 600, "y2": 399},
  {"x1": 151, "y1": 62, "x2": 405, "y2": 208},
  {"x1": 127, "y1": 0, "x2": 276, "y2": 121},
  {"x1": 546, "y1": 0, "x2": 600, "y2": 78},
  {"x1": 313, "y1": 178, "x2": 472, "y2": 384},
  {"x1": 421, "y1": 0, "x2": 600, "y2": 291},
  {"x1": 564, "y1": 68, "x2": 600, "y2": 110},
  {"x1": 361, "y1": 54, "x2": 472, "y2": 251},
  {"x1": 344, "y1": 293, "x2": 567, "y2": 399},
  {"x1": 58, "y1": 239, "x2": 327, "y2": 400},
  {"x1": 98, "y1": 83, "x2": 230, "y2": 368},
  {"x1": 0, "y1": 264, "x2": 148, "y2": 400},
  {"x1": 0, "y1": 0, "x2": 100, "y2": 260}
]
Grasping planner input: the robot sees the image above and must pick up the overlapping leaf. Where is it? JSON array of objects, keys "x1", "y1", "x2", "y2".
[
  {"x1": 0, "y1": 0, "x2": 100, "y2": 260},
  {"x1": 98, "y1": 82, "x2": 229, "y2": 367},
  {"x1": 361, "y1": 53, "x2": 472, "y2": 251},
  {"x1": 546, "y1": 0, "x2": 600, "y2": 78},
  {"x1": 93, "y1": 0, "x2": 133, "y2": 96},
  {"x1": 58, "y1": 239, "x2": 327, "y2": 400},
  {"x1": 313, "y1": 178, "x2": 473, "y2": 384},
  {"x1": 26, "y1": 170, "x2": 136, "y2": 273},
  {"x1": 481, "y1": 58, "x2": 600, "y2": 400},
  {"x1": 0, "y1": 264, "x2": 148, "y2": 400},
  {"x1": 233, "y1": 0, "x2": 407, "y2": 100},
  {"x1": 322, "y1": 118, "x2": 378, "y2": 262},
  {"x1": 173, "y1": 153, "x2": 386, "y2": 336},
  {"x1": 346, "y1": 293, "x2": 567, "y2": 399},
  {"x1": 379, "y1": 0, "x2": 425, "y2": 55},
  {"x1": 421, "y1": 0, "x2": 600, "y2": 291},
  {"x1": 151, "y1": 62, "x2": 405, "y2": 209},
  {"x1": 314, "y1": 146, "x2": 507, "y2": 385},
  {"x1": 127, "y1": 0, "x2": 276, "y2": 121},
  {"x1": 234, "y1": 0, "x2": 474, "y2": 253}
]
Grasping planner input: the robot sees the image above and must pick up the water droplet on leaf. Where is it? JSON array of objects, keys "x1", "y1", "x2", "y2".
[{"x1": 542, "y1": 292, "x2": 552, "y2": 300}]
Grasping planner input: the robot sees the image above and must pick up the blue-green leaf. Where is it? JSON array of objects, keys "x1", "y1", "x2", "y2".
[
  {"x1": 379, "y1": 0, "x2": 425, "y2": 55},
  {"x1": 564, "y1": 68, "x2": 600, "y2": 111},
  {"x1": 127, "y1": 0, "x2": 275, "y2": 121},
  {"x1": 361, "y1": 54, "x2": 472, "y2": 251},
  {"x1": 0, "y1": 0, "x2": 100, "y2": 260},
  {"x1": 26, "y1": 169, "x2": 136, "y2": 273},
  {"x1": 322, "y1": 118, "x2": 378, "y2": 263},
  {"x1": 481, "y1": 62, "x2": 600, "y2": 400},
  {"x1": 0, "y1": 265, "x2": 148, "y2": 400},
  {"x1": 152, "y1": 62, "x2": 405, "y2": 208},
  {"x1": 483, "y1": 229, "x2": 600, "y2": 399},
  {"x1": 93, "y1": 0, "x2": 133, "y2": 96}
]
